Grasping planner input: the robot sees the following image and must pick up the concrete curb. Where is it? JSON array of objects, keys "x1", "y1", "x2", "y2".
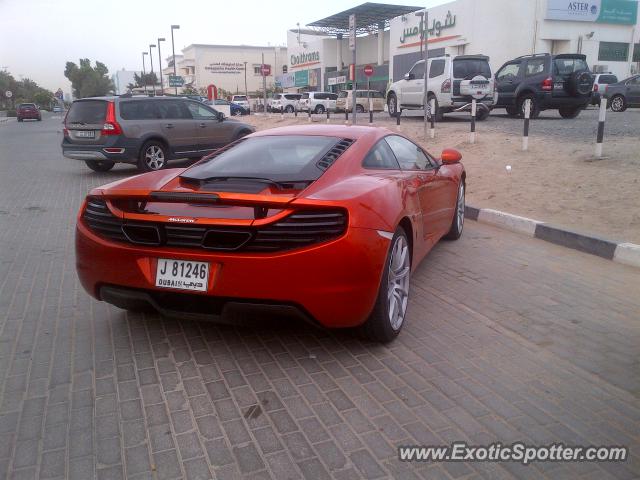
[{"x1": 465, "y1": 205, "x2": 640, "y2": 268}]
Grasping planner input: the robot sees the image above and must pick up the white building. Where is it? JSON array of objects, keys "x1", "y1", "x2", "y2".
[
  {"x1": 164, "y1": 44, "x2": 287, "y2": 96},
  {"x1": 111, "y1": 69, "x2": 137, "y2": 95}
]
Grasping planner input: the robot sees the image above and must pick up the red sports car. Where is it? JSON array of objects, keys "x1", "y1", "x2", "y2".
[{"x1": 76, "y1": 125, "x2": 465, "y2": 342}]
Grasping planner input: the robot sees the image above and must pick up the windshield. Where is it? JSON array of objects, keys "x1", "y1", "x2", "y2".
[
  {"x1": 453, "y1": 59, "x2": 491, "y2": 79},
  {"x1": 553, "y1": 58, "x2": 589, "y2": 75},
  {"x1": 67, "y1": 100, "x2": 107, "y2": 124},
  {"x1": 182, "y1": 135, "x2": 343, "y2": 182}
]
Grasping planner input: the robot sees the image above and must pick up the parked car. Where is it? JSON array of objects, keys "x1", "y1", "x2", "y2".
[
  {"x1": 206, "y1": 99, "x2": 248, "y2": 116},
  {"x1": 269, "y1": 93, "x2": 303, "y2": 113},
  {"x1": 336, "y1": 90, "x2": 385, "y2": 113},
  {"x1": 298, "y1": 92, "x2": 338, "y2": 113},
  {"x1": 387, "y1": 55, "x2": 494, "y2": 121},
  {"x1": 75, "y1": 125, "x2": 466, "y2": 342},
  {"x1": 494, "y1": 53, "x2": 593, "y2": 118},
  {"x1": 52, "y1": 105, "x2": 64, "y2": 113},
  {"x1": 17, "y1": 103, "x2": 42, "y2": 122},
  {"x1": 62, "y1": 96, "x2": 254, "y2": 172},
  {"x1": 231, "y1": 95, "x2": 251, "y2": 112},
  {"x1": 590, "y1": 73, "x2": 618, "y2": 105},
  {"x1": 604, "y1": 75, "x2": 640, "y2": 112}
]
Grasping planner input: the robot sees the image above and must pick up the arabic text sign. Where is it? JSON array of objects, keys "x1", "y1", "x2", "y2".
[
  {"x1": 349, "y1": 14, "x2": 356, "y2": 51},
  {"x1": 328, "y1": 76, "x2": 347, "y2": 86},
  {"x1": 546, "y1": 0, "x2": 637, "y2": 24},
  {"x1": 399, "y1": 10, "x2": 456, "y2": 43},
  {"x1": 168, "y1": 75, "x2": 184, "y2": 87}
]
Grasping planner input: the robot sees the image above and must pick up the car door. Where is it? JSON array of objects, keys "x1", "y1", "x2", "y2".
[
  {"x1": 155, "y1": 99, "x2": 199, "y2": 157},
  {"x1": 385, "y1": 135, "x2": 450, "y2": 243},
  {"x1": 185, "y1": 101, "x2": 235, "y2": 152},
  {"x1": 495, "y1": 61, "x2": 522, "y2": 106},
  {"x1": 402, "y1": 61, "x2": 425, "y2": 107},
  {"x1": 626, "y1": 76, "x2": 640, "y2": 105}
]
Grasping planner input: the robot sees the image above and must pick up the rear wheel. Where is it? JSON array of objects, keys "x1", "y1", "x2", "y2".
[
  {"x1": 427, "y1": 93, "x2": 443, "y2": 121},
  {"x1": 360, "y1": 227, "x2": 411, "y2": 343},
  {"x1": 444, "y1": 181, "x2": 465, "y2": 240},
  {"x1": 558, "y1": 106, "x2": 582, "y2": 119},
  {"x1": 609, "y1": 95, "x2": 626, "y2": 112},
  {"x1": 505, "y1": 105, "x2": 519, "y2": 117},
  {"x1": 518, "y1": 94, "x2": 540, "y2": 118},
  {"x1": 285, "y1": 105, "x2": 294, "y2": 113},
  {"x1": 314, "y1": 104, "x2": 325, "y2": 114},
  {"x1": 387, "y1": 93, "x2": 398, "y2": 117},
  {"x1": 85, "y1": 160, "x2": 115, "y2": 172},
  {"x1": 476, "y1": 107, "x2": 490, "y2": 121},
  {"x1": 138, "y1": 141, "x2": 167, "y2": 172},
  {"x1": 356, "y1": 104, "x2": 365, "y2": 113}
]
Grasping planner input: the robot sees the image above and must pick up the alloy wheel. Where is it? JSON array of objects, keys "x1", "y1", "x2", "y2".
[
  {"x1": 145, "y1": 145, "x2": 165, "y2": 170},
  {"x1": 387, "y1": 235, "x2": 410, "y2": 331},
  {"x1": 456, "y1": 183, "x2": 465, "y2": 232},
  {"x1": 611, "y1": 96, "x2": 624, "y2": 112}
]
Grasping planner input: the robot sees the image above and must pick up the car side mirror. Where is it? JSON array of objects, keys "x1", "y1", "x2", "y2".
[
  {"x1": 440, "y1": 148, "x2": 462, "y2": 164},
  {"x1": 404, "y1": 72, "x2": 414, "y2": 81},
  {"x1": 216, "y1": 111, "x2": 225, "y2": 122}
]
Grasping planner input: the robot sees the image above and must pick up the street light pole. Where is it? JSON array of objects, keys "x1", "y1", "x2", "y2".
[
  {"x1": 243, "y1": 61, "x2": 248, "y2": 97},
  {"x1": 142, "y1": 52, "x2": 148, "y2": 94},
  {"x1": 157, "y1": 37, "x2": 165, "y2": 95},
  {"x1": 149, "y1": 44, "x2": 156, "y2": 96},
  {"x1": 416, "y1": 9, "x2": 429, "y2": 140},
  {"x1": 171, "y1": 25, "x2": 180, "y2": 95}
]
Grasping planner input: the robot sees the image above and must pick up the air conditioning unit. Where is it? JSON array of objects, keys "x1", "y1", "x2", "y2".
[{"x1": 592, "y1": 64, "x2": 608, "y2": 73}]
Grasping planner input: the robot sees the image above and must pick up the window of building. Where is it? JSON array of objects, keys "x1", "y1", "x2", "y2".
[
  {"x1": 633, "y1": 43, "x2": 640, "y2": 62},
  {"x1": 598, "y1": 42, "x2": 629, "y2": 62},
  {"x1": 253, "y1": 65, "x2": 262, "y2": 75},
  {"x1": 282, "y1": 65, "x2": 288, "y2": 74}
]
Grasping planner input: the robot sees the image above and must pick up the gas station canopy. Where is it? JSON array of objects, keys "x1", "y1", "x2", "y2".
[{"x1": 307, "y1": 2, "x2": 424, "y2": 36}]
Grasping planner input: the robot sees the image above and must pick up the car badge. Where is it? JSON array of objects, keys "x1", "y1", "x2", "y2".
[{"x1": 167, "y1": 217, "x2": 196, "y2": 223}]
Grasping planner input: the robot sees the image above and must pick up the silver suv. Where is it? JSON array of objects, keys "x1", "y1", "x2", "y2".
[{"x1": 62, "y1": 96, "x2": 254, "y2": 172}]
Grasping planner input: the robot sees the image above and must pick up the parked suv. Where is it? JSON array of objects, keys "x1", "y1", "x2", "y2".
[
  {"x1": 604, "y1": 74, "x2": 640, "y2": 112},
  {"x1": 387, "y1": 54, "x2": 494, "y2": 121},
  {"x1": 336, "y1": 90, "x2": 385, "y2": 113},
  {"x1": 298, "y1": 92, "x2": 338, "y2": 113},
  {"x1": 269, "y1": 93, "x2": 302, "y2": 113},
  {"x1": 231, "y1": 95, "x2": 250, "y2": 112},
  {"x1": 17, "y1": 103, "x2": 42, "y2": 122},
  {"x1": 494, "y1": 53, "x2": 593, "y2": 118},
  {"x1": 62, "y1": 96, "x2": 254, "y2": 172},
  {"x1": 591, "y1": 73, "x2": 618, "y2": 105}
]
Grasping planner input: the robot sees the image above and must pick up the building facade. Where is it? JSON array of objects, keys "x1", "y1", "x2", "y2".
[
  {"x1": 111, "y1": 69, "x2": 137, "y2": 95},
  {"x1": 164, "y1": 44, "x2": 287, "y2": 95}
]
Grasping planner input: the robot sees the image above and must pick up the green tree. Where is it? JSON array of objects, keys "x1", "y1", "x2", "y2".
[
  {"x1": 128, "y1": 72, "x2": 158, "y2": 91},
  {"x1": 64, "y1": 59, "x2": 114, "y2": 98},
  {"x1": 34, "y1": 91, "x2": 54, "y2": 108}
]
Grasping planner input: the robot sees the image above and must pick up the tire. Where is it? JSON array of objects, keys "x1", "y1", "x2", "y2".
[
  {"x1": 85, "y1": 160, "x2": 115, "y2": 172},
  {"x1": 231, "y1": 109, "x2": 241, "y2": 116},
  {"x1": 360, "y1": 227, "x2": 411, "y2": 343},
  {"x1": 37, "y1": 117, "x2": 42, "y2": 121},
  {"x1": 285, "y1": 105, "x2": 294, "y2": 113},
  {"x1": 427, "y1": 94, "x2": 443, "y2": 122},
  {"x1": 505, "y1": 105, "x2": 519, "y2": 117},
  {"x1": 476, "y1": 107, "x2": 490, "y2": 121},
  {"x1": 444, "y1": 181, "x2": 465, "y2": 240},
  {"x1": 609, "y1": 95, "x2": 626, "y2": 113},
  {"x1": 387, "y1": 93, "x2": 398, "y2": 117},
  {"x1": 558, "y1": 106, "x2": 582, "y2": 119},
  {"x1": 138, "y1": 140, "x2": 167, "y2": 172},
  {"x1": 356, "y1": 104, "x2": 365, "y2": 113},
  {"x1": 234, "y1": 129, "x2": 251, "y2": 141},
  {"x1": 314, "y1": 105, "x2": 325, "y2": 114},
  {"x1": 518, "y1": 93, "x2": 540, "y2": 119},
  {"x1": 569, "y1": 71, "x2": 593, "y2": 97}
]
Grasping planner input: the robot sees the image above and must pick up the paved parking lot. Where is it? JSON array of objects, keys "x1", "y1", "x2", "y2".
[{"x1": 0, "y1": 114, "x2": 639, "y2": 479}]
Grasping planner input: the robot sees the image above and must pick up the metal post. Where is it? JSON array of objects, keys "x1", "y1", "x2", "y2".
[
  {"x1": 429, "y1": 98, "x2": 435, "y2": 138},
  {"x1": 308, "y1": 105, "x2": 311, "y2": 122},
  {"x1": 149, "y1": 45, "x2": 156, "y2": 96},
  {"x1": 350, "y1": 14, "x2": 357, "y2": 125},
  {"x1": 368, "y1": 77, "x2": 372, "y2": 124},
  {"x1": 243, "y1": 61, "x2": 248, "y2": 98},
  {"x1": 326, "y1": 107, "x2": 330, "y2": 123},
  {"x1": 595, "y1": 98, "x2": 607, "y2": 158},
  {"x1": 470, "y1": 99, "x2": 476, "y2": 144},
  {"x1": 396, "y1": 110, "x2": 401, "y2": 130},
  {"x1": 522, "y1": 99, "x2": 531, "y2": 151},
  {"x1": 345, "y1": 107, "x2": 348, "y2": 123},
  {"x1": 422, "y1": 10, "x2": 429, "y2": 141},
  {"x1": 171, "y1": 25, "x2": 180, "y2": 95},
  {"x1": 142, "y1": 53, "x2": 148, "y2": 94},
  {"x1": 157, "y1": 38, "x2": 165, "y2": 95},
  {"x1": 262, "y1": 53, "x2": 267, "y2": 117}
]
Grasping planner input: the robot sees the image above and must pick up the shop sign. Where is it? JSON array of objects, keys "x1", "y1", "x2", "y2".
[
  {"x1": 328, "y1": 75, "x2": 347, "y2": 86},
  {"x1": 546, "y1": 0, "x2": 638, "y2": 25},
  {"x1": 276, "y1": 73, "x2": 295, "y2": 88},
  {"x1": 204, "y1": 62, "x2": 244, "y2": 74},
  {"x1": 290, "y1": 51, "x2": 320, "y2": 67},
  {"x1": 294, "y1": 70, "x2": 309, "y2": 87},
  {"x1": 400, "y1": 10, "x2": 456, "y2": 43}
]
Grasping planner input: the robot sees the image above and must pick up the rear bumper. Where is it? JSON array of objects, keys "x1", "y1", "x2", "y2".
[
  {"x1": 62, "y1": 138, "x2": 138, "y2": 163},
  {"x1": 75, "y1": 219, "x2": 391, "y2": 328},
  {"x1": 18, "y1": 113, "x2": 41, "y2": 119},
  {"x1": 536, "y1": 92, "x2": 590, "y2": 108}
]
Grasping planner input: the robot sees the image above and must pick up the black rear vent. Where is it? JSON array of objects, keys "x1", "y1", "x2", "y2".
[
  {"x1": 249, "y1": 210, "x2": 347, "y2": 252},
  {"x1": 122, "y1": 224, "x2": 161, "y2": 246},
  {"x1": 82, "y1": 198, "x2": 127, "y2": 242},
  {"x1": 202, "y1": 230, "x2": 252, "y2": 250},
  {"x1": 317, "y1": 138, "x2": 354, "y2": 170}
]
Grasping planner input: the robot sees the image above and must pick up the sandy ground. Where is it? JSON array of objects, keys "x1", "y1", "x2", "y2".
[{"x1": 242, "y1": 113, "x2": 640, "y2": 244}]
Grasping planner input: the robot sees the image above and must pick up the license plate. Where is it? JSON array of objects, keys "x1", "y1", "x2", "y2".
[
  {"x1": 155, "y1": 259, "x2": 209, "y2": 292},
  {"x1": 554, "y1": 82, "x2": 564, "y2": 90},
  {"x1": 76, "y1": 130, "x2": 95, "y2": 138}
]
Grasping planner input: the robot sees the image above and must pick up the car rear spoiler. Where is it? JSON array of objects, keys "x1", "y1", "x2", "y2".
[
  {"x1": 100, "y1": 190, "x2": 296, "y2": 209},
  {"x1": 554, "y1": 54, "x2": 587, "y2": 60}
]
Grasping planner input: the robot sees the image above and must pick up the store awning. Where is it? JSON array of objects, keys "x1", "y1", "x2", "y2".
[{"x1": 307, "y1": 2, "x2": 423, "y2": 36}]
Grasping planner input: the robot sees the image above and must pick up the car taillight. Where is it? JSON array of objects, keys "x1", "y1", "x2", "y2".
[
  {"x1": 63, "y1": 109, "x2": 70, "y2": 137},
  {"x1": 541, "y1": 77, "x2": 553, "y2": 91},
  {"x1": 441, "y1": 78, "x2": 451, "y2": 93},
  {"x1": 101, "y1": 102, "x2": 122, "y2": 135}
]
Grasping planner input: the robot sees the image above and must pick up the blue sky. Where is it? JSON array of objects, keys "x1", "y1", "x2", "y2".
[{"x1": 0, "y1": 0, "x2": 445, "y2": 92}]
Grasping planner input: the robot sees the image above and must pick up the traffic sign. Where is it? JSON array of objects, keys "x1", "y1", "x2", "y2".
[
  {"x1": 261, "y1": 64, "x2": 271, "y2": 76},
  {"x1": 55, "y1": 89, "x2": 63, "y2": 100},
  {"x1": 363, "y1": 65, "x2": 374, "y2": 77},
  {"x1": 168, "y1": 75, "x2": 184, "y2": 87},
  {"x1": 349, "y1": 14, "x2": 356, "y2": 51},
  {"x1": 5, "y1": 90, "x2": 12, "y2": 98}
]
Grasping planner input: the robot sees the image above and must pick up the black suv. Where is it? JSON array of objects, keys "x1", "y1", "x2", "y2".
[
  {"x1": 62, "y1": 95, "x2": 254, "y2": 172},
  {"x1": 494, "y1": 53, "x2": 593, "y2": 119}
]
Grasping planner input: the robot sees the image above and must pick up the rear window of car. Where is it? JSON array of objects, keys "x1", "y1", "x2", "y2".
[
  {"x1": 553, "y1": 58, "x2": 589, "y2": 75},
  {"x1": 598, "y1": 75, "x2": 617, "y2": 84},
  {"x1": 67, "y1": 100, "x2": 107, "y2": 124},
  {"x1": 233, "y1": 96, "x2": 247, "y2": 101},
  {"x1": 338, "y1": 91, "x2": 349, "y2": 98},
  {"x1": 453, "y1": 59, "x2": 491, "y2": 79},
  {"x1": 284, "y1": 94, "x2": 301, "y2": 100},
  {"x1": 328, "y1": 94, "x2": 338, "y2": 100},
  {"x1": 182, "y1": 136, "x2": 344, "y2": 182},
  {"x1": 18, "y1": 103, "x2": 36, "y2": 109},
  {"x1": 301, "y1": 93, "x2": 310, "y2": 99}
]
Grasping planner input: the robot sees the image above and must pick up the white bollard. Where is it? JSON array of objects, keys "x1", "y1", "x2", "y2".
[
  {"x1": 429, "y1": 99, "x2": 435, "y2": 139},
  {"x1": 595, "y1": 98, "x2": 607, "y2": 158},
  {"x1": 469, "y1": 99, "x2": 476, "y2": 144},
  {"x1": 522, "y1": 99, "x2": 531, "y2": 151}
]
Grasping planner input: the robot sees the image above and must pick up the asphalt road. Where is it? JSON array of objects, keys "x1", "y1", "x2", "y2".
[{"x1": 0, "y1": 113, "x2": 639, "y2": 479}]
